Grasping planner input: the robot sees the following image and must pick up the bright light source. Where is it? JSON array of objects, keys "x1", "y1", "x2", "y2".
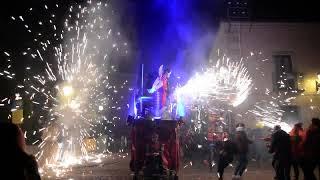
[
  {"x1": 98, "y1": 106, "x2": 103, "y2": 111},
  {"x1": 63, "y1": 86, "x2": 74, "y2": 97}
]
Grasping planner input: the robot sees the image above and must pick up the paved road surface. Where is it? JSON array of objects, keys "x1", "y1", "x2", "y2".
[{"x1": 42, "y1": 156, "x2": 279, "y2": 180}]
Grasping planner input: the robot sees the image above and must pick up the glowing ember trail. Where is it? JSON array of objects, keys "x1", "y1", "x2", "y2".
[
  {"x1": 248, "y1": 101, "x2": 292, "y2": 133},
  {"x1": 248, "y1": 100, "x2": 292, "y2": 133},
  {"x1": 249, "y1": 100, "x2": 284, "y2": 124}
]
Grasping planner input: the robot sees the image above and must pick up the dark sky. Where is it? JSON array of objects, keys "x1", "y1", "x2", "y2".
[
  {"x1": 0, "y1": 0, "x2": 319, "y2": 52},
  {"x1": 250, "y1": 0, "x2": 319, "y2": 21},
  {"x1": 1, "y1": 0, "x2": 319, "y2": 47}
]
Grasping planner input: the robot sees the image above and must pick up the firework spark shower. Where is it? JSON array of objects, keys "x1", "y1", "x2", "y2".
[
  {"x1": 5, "y1": 0, "x2": 129, "y2": 175},
  {"x1": 248, "y1": 100, "x2": 293, "y2": 133},
  {"x1": 175, "y1": 56, "x2": 253, "y2": 107}
]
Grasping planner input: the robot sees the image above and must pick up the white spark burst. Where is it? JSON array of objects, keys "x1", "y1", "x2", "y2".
[
  {"x1": 176, "y1": 56, "x2": 252, "y2": 107},
  {"x1": 248, "y1": 100, "x2": 292, "y2": 132},
  {"x1": 249, "y1": 100, "x2": 284, "y2": 124},
  {"x1": 6, "y1": 1, "x2": 129, "y2": 176}
]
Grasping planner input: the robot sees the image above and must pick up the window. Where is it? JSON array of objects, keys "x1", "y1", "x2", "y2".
[
  {"x1": 273, "y1": 55, "x2": 296, "y2": 91},
  {"x1": 226, "y1": 0, "x2": 250, "y2": 19}
]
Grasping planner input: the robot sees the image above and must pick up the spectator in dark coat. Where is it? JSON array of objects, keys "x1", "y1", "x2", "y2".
[
  {"x1": 233, "y1": 126, "x2": 252, "y2": 179},
  {"x1": 301, "y1": 118, "x2": 320, "y2": 180},
  {"x1": 289, "y1": 122, "x2": 304, "y2": 180},
  {"x1": 269, "y1": 125, "x2": 291, "y2": 180},
  {"x1": 0, "y1": 123, "x2": 41, "y2": 180},
  {"x1": 217, "y1": 132, "x2": 237, "y2": 180}
]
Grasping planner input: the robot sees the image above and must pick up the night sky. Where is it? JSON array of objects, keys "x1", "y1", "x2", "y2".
[{"x1": 1, "y1": 0, "x2": 318, "y2": 54}]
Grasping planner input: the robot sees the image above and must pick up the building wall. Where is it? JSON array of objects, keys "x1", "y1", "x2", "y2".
[{"x1": 212, "y1": 22, "x2": 320, "y2": 127}]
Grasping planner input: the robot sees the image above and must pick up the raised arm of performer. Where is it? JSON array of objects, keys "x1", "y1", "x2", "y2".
[{"x1": 148, "y1": 65, "x2": 164, "y2": 93}]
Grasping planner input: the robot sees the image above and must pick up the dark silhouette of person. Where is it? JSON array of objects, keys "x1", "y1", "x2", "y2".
[
  {"x1": 289, "y1": 122, "x2": 304, "y2": 180},
  {"x1": 217, "y1": 132, "x2": 237, "y2": 180},
  {"x1": 269, "y1": 125, "x2": 291, "y2": 180},
  {"x1": 144, "y1": 132, "x2": 167, "y2": 176},
  {"x1": 233, "y1": 126, "x2": 252, "y2": 179},
  {"x1": 301, "y1": 118, "x2": 320, "y2": 180},
  {"x1": 0, "y1": 123, "x2": 41, "y2": 180}
]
